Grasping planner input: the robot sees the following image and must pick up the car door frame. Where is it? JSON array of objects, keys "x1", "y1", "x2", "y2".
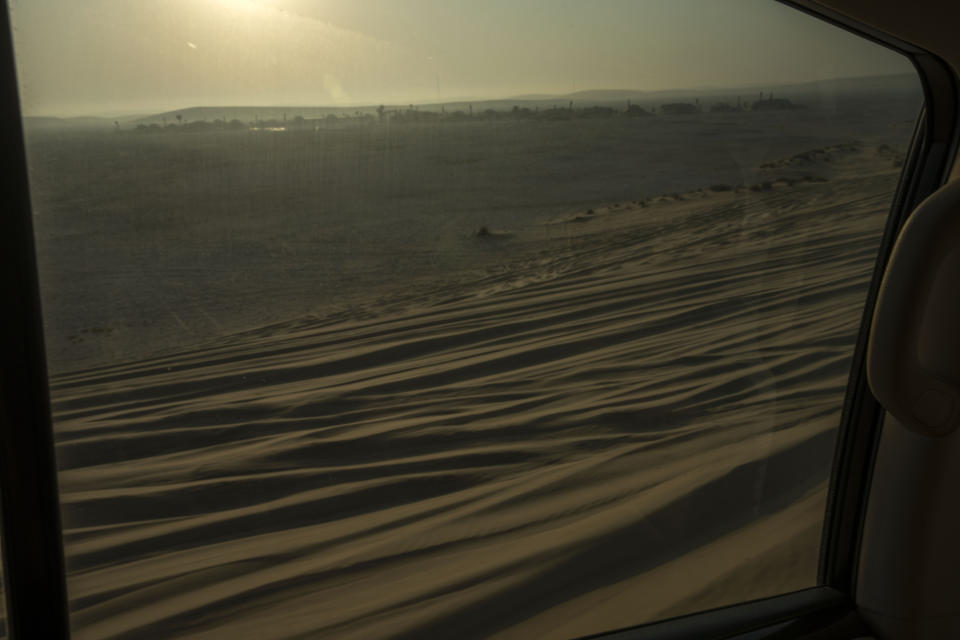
[{"x1": 0, "y1": 1, "x2": 71, "y2": 638}]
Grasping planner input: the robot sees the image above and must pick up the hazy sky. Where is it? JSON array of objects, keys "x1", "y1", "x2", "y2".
[{"x1": 8, "y1": 0, "x2": 914, "y2": 117}]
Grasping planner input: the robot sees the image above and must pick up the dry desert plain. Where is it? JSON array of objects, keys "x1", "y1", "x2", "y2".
[{"x1": 21, "y1": 101, "x2": 917, "y2": 638}]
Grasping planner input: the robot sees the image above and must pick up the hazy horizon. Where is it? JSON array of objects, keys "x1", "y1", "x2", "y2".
[
  {"x1": 9, "y1": 0, "x2": 914, "y2": 118},
  {"x1": 20, "y1": 70, "x2": 919, "y2": 121}
]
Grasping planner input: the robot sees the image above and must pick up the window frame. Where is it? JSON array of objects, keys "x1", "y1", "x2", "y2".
[
  {"x1": 584, "y1": 588, "x2": 852, "y2": 640},
  {"x1": 0, "y1": 2, "x2": 71, "y2": 638},
  {"x1": 0, "y1": 1, "x2": 956, "y2": 638}
]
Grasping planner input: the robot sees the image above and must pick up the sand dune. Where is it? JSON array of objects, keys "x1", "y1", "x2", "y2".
[{"x1": 46, "y1": 149, "x2": 898, "y2": 639}]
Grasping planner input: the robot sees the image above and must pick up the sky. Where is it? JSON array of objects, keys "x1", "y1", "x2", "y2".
[{"x1": 8, "y1": 0, "x2": 915, "y2": 117}]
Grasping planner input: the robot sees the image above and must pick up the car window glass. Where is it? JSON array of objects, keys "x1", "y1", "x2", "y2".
[{"x1": 9, "y1": 1, "x2": 921, "y2": 638}]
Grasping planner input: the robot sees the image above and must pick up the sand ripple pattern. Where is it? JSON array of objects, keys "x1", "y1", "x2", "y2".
[{"x1": 52, "y1": 171, "x2": 894, "y2": 639}]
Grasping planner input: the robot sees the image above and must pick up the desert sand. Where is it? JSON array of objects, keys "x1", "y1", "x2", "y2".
[{"x1": 42, "y1": 142, "x2": 902, "y2": 639}]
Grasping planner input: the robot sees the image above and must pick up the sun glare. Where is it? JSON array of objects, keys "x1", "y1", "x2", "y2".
[{"x1": 214, "y1": 0, "x2": 265, "y2": 13}]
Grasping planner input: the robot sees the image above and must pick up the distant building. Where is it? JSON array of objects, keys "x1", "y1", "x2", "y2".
[
  {"x1": 751, "y1": 94, "x2": 797, "y2": 111},
  {"x1": 579, "y1": 106, "x2": 616, "y2": 118},
  {"x1": 625, "y1": 104, "x2": 653, "y2": 117},
  {"x1": 661, "y1": 103, "x2": 700, "y2": 115},
  {"x1": 710, "y1": 102, "x2": 741, "y2": 113}
]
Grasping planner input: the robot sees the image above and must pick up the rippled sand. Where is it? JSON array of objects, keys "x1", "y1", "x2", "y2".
[{"x1": 51, "y1": 149, "x2": 897, "y2": 639}]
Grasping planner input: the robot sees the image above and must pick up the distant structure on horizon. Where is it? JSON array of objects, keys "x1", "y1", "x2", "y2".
[
  {"x1": 660, "y1": 102, "x2": 701, "y2": 115},
  {"x1": 751, "y1": 92, "x2": 797, "y2": 111},
  {"x1": 710, "y1": 96, "x2": 745, "y2": 113},
  {"x1": 625, "y1": 102, "x2": 653, "y2": 117}
]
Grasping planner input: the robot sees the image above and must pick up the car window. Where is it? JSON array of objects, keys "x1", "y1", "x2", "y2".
[{"x1": 9, "y1": 1, "x2": 921, "y2": 638}]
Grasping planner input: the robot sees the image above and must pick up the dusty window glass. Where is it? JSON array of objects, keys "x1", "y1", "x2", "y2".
[{"x1": 10, "y1": 0, "x2": 920, "y2": 638}]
